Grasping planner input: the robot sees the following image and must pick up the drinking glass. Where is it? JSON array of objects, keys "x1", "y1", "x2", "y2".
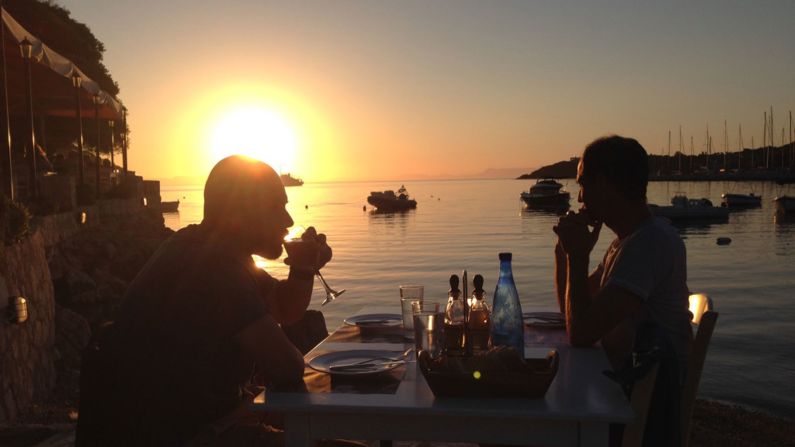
[
  {"x1": 399, "y1": 284, "x2": 424, "y2": 331},
  {"x1": 412, "y1": 302, "x2": 444, "y2": 358},
  {"x1": 283, "y1": 226, "x2": 345, "y2": 306}
]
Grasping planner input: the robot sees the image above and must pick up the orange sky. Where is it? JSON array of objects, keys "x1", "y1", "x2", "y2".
[{"x1": 59, "y1": 1, "x2": 795, "y2": 182}]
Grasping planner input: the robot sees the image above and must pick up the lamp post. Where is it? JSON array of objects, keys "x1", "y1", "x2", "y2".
[
  {"x1": 92, "y1": 93, "x2": 101, "y2": 197},
  {"x1": 20, "y1": 37, "x2": 37, "y2": 199},
  {"x1": 121, "y1": 106, "x2": 128, "y2": 177},
  {"x1": 72, "y1": 71, "x2": 85, "y2": 188},
  {"x1": 108, "y1": 120, "x2": 115, "y2": 186},
  {"x1": 1, "y1": 0, "x2": 14, "y2": 201}
]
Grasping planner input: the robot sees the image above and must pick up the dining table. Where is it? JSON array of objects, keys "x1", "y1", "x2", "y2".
[{"x1": 250, "y1": 306, "x2": 634, "y2": 447}]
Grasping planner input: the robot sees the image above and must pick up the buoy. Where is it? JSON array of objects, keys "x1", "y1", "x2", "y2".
[
  {"x1": 305, "y1": 205, "x2": 309, "y2": 209},
  {"x1": 716, "y1": 237, "x2": 731, "y2": 245},
  {"x1": 363, "y1": 205, "x2": 366, "y2": 211}
]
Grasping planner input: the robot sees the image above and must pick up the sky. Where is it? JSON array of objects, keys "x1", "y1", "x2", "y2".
[{"x1": 56, "y1": 0, "x2": 795, "y2": 182}]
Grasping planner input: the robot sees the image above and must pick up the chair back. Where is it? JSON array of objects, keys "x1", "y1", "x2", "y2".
[
  {"x1": 681, "y1": 294, "x2": 719, "y2": 447},
  {"x1": 621, "y1": 363, "x2": 660, "y2": 447}
]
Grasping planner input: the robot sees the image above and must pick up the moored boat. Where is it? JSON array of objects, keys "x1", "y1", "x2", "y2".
[
  {"x1": 520, "y1": 179, "x2": 571, "y2": 210},
  {"x1": 650, "y1": 195, "x2": 729, "y2": 221},
  {"x1": 773, "y1": 195, "x2": 795, "y2": 214},
  {"x1": 721, "y1": 192, "x2": 762, "y2": 208},
  {"x1": 280, "y1": 173, "x2": 304, "y2": 187},
  {"x1": 367, "y1": 185, "x2": 417, "y2": 212},
  {"x1": 159, "y1": 200, "x2": 180, "y2": 213}
]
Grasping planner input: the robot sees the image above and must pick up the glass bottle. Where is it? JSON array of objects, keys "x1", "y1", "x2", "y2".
[
  {"x1": 467, "y1": 274, "x2": 491, "y2": 354},
  {"x1": 444, "y1": 274, "x2": 466, "y2": 356},
  {"x1": 490, "y1": 253, "x2": 524, "y2": 354}
]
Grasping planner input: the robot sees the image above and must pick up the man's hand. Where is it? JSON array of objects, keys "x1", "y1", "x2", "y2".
[
  {"x1": 553, "y1": 210, "x2": 602, "y2": 259},
  {"x1": 284, "y1": 226, "x2": 333, "y2": 271}
]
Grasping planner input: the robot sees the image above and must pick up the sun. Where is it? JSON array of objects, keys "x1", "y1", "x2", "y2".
[{"x1": 209, "y1": 106, "x2": 298, "y2": 173}]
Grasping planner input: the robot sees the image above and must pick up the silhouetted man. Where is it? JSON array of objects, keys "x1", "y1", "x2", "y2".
[
  {"x1": 553, "y1": 135, "x2": 692, "y2": 373},
  {"x1": 82, "y1": 156, "x2": 330, "y2": 446}
]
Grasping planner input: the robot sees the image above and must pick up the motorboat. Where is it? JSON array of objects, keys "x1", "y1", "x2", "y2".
[
  {"x1": 520, "y1": 179, "x2": 571, "y2": 210},
  {"x1": 280, "y1": 173, "x2": 304, "y2": 187},
  {"x1": 650, "y1": 195, "x2": 729, "y2": 221},
  {"x1": 367, "y1": 185, "x2": 417, "y2": 212},
  {"x1": 159, "y1": 200, "x2": 180, "y2": 213},
  {"x1": 773, "y1": 196, "x2": 795, "y2": 214},
  {"x1": 721, "y1": 192, "x2": 762, "y2": 208}
]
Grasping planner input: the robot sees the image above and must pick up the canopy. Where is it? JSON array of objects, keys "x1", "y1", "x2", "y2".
[{"x1": 1, "y1": 7, "x2": 124, "y2": 120}]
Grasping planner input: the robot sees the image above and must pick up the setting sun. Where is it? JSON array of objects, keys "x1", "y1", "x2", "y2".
[{"x1": 209, "y1": 106, "x2": 298, "y2": 173}]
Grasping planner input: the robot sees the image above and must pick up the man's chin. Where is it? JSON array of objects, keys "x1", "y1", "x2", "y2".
[{"x1": 254, "y1": 244, "x2": 283, "y2": 260}]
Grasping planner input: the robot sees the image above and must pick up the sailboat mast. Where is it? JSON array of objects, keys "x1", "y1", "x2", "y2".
[
  {"x1": 764, "y1": 111, "x2": 768, "y2": 169},
  {"x1": 678, "y1": 125, "x2": 683, "y2": 173},
  {"x1": 690, "y1": 136, "x2": 694, "y2": 172},
  {"x1": 751, "y1": 136, "x2": 755, "y2": 169},
  {"x1": 738, "y1": 124, "x2": 743, "y2": 170},
  {"x1": 723, "y1": 120, "x2": 728, "y2": 170},
  {"x1": 668, "y1": 129, "x2": 671, "y2": 173}
]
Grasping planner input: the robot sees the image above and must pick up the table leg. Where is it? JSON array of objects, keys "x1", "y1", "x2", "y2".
[
  {"x1": 579, "y1": 422, "x2": 610, "y2": 447},
  {"x1": 284, "y1": 413, "x2": 312, "y2": 447}
]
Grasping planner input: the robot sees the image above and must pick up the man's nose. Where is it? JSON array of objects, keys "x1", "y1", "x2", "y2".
[{"x1": 285, "y1": 212, "x2": 294, "y2": 229}]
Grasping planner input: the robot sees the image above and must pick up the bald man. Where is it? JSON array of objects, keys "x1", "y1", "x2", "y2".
[{"x1": 86, "y1": 156, "x2": 330, "y2": 446}]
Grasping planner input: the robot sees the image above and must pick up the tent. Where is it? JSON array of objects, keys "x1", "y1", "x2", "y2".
[{"x1": 1, "y1": 7, "x2": 124, "y2": 120}]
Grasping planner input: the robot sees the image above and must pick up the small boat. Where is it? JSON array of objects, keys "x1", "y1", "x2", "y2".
[
  {"x1": 721, "y1": 192, "x2": 762, "y2": 208},
  {"x1": 367, "y1": 185, "x2": 417, "y2": 212},
  {"x1": 650, "y1": 195, "x2": 729, "y2": 221},
  {"x1": 280, "y1": 173, "x2": 304, "y2": 187},
  {"x1": 773, "y1": 196, "x2": 795, "y2": 214},
  {"x1": 159, "y1": 200, "x2": 180, "y2": 213},
  {"x1": 520, "y1": 179, "x2": 571, "y2": 210}
]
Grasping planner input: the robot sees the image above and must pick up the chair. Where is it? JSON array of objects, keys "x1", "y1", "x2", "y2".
[
  {"x1": 621, "y1": 363, "x2": 660, "y2": 447},
  {"x1": 680, "y1": 294, "x2": 719, "y2": 447}
]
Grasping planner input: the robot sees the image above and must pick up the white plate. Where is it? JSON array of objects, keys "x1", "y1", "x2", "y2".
[
  {"x1": 343, "y1": 313, "x2": 402, "y2": 327},
  {"x1": 308, "y1": 350, "x2": 405, "y2": 376},
  {"x1": 523, "y1": 311, "x2": 565, "y2": 328}
]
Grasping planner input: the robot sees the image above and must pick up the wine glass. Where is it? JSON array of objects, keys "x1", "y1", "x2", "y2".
[{"x1": 283, "y1": 226, "x2": 346, "y2": 306}]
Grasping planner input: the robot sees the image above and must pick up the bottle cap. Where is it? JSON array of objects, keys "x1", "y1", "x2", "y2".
[
  {"x1": 449, "y1": 274, "x2": 460, "y2": 294},
  {"x1": 499, "y1": 252, "x2": 512, "y2": 261},
  {"x1": 473, "y1": 274, "x2": 484, "y2": 294}
]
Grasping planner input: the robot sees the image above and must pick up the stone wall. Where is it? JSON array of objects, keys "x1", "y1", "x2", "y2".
[{"x1": 0, "y1": 231, "x2": 57, "y2": 423}]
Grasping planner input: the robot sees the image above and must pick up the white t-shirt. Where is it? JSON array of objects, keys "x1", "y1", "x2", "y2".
[{"x1": 598, "y1": 217, "x2": 693, "y2": 373}]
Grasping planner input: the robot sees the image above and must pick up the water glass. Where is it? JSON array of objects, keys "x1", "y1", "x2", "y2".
[
  {"x1": 399, "y1": 285, "x2": 424, "y2": 330},
  {"x1": 401, "y1": 297, "x2": 422, "y2": 331},
  {"x1": 412, "y1": 302, "x2": 444, "y2": 358}
]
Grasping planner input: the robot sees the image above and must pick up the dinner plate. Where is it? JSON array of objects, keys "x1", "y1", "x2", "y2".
[
  {"x1": 343, "y1": 313, "x2": 402, "y2": 327},
  {"x1": 308, "y1": 350, "x2": 405, "y2": 376},
  {"x1": 523, "y1": 311, "x2": 565, "y2": 328}
]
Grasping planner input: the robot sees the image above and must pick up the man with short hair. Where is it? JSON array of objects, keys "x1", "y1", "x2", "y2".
[
  {"x1": 553, "y1": 135, "x2": 692, "y2": 375},
  {"x1": 83, "y1": 155, "x2": 330, "y2": 446}
]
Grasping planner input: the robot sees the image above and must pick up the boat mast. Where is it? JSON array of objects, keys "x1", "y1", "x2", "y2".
[
  {"x1": 769, "y1": 106, "x2": 774, "y2": 169},
  {"x1": 764, "y1": 111, "x2": 768, "y2": 169},
  {"x1": 690, "y1": 136, "x2": 694, "y2": 173},
  {"x1": 668, "y1": 129, "x2": 671, "y2": 173},
  {"x1": 705, "y1": 124, "x2": 710, "y2": 171},
  {"x1": 738, "y1": 124, "x2": 743, "y2": 171},
  {"x1": 678, "y1": 125, "x2": 683, "y2": 173},
  {"x1": 723, "y1": 120, "x2": 728, "y2": 170},
  {"x1": 751, "y1": 136, "x2": 755, "y2": 169}
]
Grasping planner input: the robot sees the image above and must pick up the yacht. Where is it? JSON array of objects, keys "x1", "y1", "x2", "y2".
[
  {"x1": 650, "y1": 194, "x2": 729, "y2": 221},
  {"x1": 721, "y1": 193, "x2": 762, "y2": 208},
  {"x1": 520, "y1": 179, "x2": 571, "y2": 210},
  {"x1": 773, "y1": 196, "x2": 795, "y2": 214},
  {"x1": 367, "y1": 185, "x2": 417, "y2": 212}
]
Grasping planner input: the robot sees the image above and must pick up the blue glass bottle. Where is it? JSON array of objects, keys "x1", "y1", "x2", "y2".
[{"x1": 490, "y1": 252, "x2": 524, "y2": 354}]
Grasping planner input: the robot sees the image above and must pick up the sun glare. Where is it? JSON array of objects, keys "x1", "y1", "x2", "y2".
[{"x1": 209, "y1": 106, "x2": 298, "y2": 173}]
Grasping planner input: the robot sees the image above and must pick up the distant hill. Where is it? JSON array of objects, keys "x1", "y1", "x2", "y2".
[
  {"x1": 469, "y1": 167, "x2": 536, "y2": 179},
  {"x1": 517, "y1": 158, "x2": 579, "y2": 179}
]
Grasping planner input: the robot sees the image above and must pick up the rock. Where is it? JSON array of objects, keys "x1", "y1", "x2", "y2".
[
  {"x1": 282, "y1": 310, "x2": 329, "y2": 354},
  {"x1": 54, "y1": 306, "x2": 91, "y2": 370},
  {"x1": 64, "y1": 270, "x2": 96, "y2": 296}
]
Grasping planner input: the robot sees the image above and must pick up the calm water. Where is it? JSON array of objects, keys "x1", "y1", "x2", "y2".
[{"x1": 162, "y1": 179, "x2": 795, "y2": 418}]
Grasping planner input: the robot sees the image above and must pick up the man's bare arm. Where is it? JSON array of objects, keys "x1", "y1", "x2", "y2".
[
  {"x1": 235, "y1": 313, "x2": 305, "y2": 387},
  {"x1": 556, "y1": 241, "x2": 604, "y2": 313},
  {"x1": 266, "y1": 271, "x2": 314, "y2": 325},
  {"x1": 566, "y1": 254, "x2": 641, "y2": 346}
]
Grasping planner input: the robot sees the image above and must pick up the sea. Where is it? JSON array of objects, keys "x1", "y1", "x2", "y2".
[{"x1": 161, "y1": 178, "x2": 795, "y2": 418}]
